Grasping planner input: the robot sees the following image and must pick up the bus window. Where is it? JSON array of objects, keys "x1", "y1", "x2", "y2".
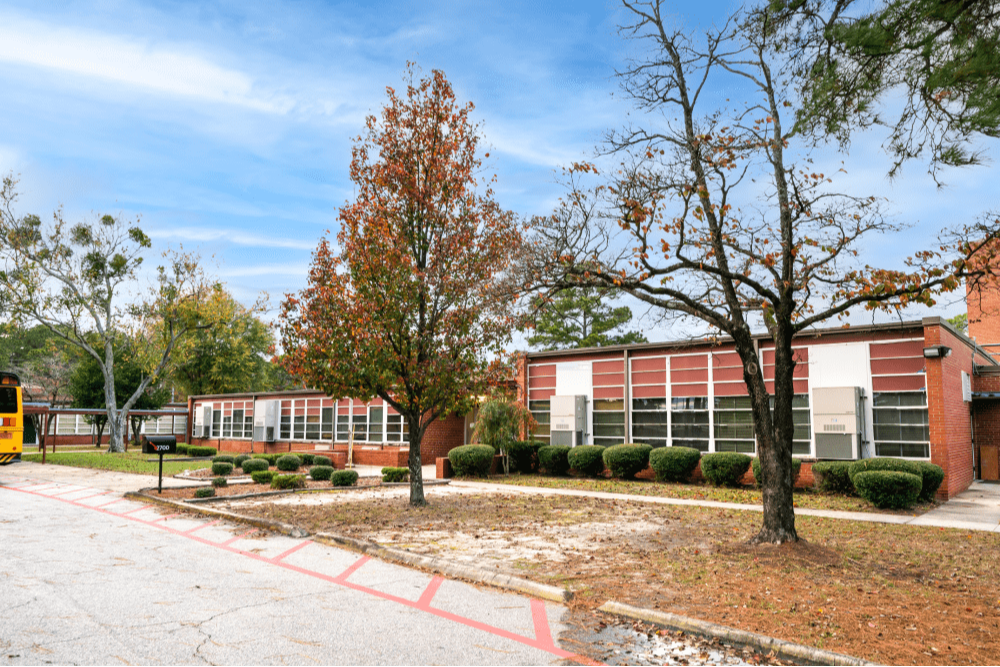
[{"x1": 0, "y1": 387, "x2": 17, "y2": 414}]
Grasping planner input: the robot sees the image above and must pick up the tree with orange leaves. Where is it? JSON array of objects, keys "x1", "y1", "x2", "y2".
[
  {"x1": 530, "y1": 1, "x2": 980, "y2": 544},
  {"x1": 280, "y1": 66, "x2": 524, "y2": 507}
]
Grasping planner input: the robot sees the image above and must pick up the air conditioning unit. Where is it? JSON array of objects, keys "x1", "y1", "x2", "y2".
[
  {"x1": 252, "y1": 399, "x2": 279, "y2": 442},
  {"x1": 813, "y1": 387, "x2": 865, "y2": 460},
  {"x1": 550, "y1": 395, "x2": 587, "y2": 447},
  {"x1": 194, "y1": 405, "x2": 213, "y2": 439}
]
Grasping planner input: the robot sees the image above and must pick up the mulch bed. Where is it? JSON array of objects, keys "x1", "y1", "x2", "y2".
[
  {"x1": 227, "y1": 490, "x2": 1000, "y2": 665},
  {"x1": 154, "y1": 477, "x2": 380, "y2": 500}
]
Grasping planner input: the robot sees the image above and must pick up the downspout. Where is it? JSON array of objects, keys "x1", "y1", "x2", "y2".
[
  {"x1": 249, "y1": 393, "x2": 257, "y2": 455},
  {"x1": 971, "y1": 340, "x2": 977, "y2": 479},
  {"x1": 624, "y1": 348, "x2": 631, "y2": 444}
]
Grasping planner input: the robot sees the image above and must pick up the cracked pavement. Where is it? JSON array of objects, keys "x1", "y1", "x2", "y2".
[{"x1": 0, "y1": 470, "x2": 580, "y2": 665}]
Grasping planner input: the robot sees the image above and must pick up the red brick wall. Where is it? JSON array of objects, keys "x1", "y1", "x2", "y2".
[
  {"x1": 967, "y1": 268, "x2": 1000, "y2": 361},
  {"x1": 419, "y1": 414, "x2": 466, "y2": 463},
  {"x1": 972, "y1": 371, "x2": 1000, "y2": 477},
  {"x1": 924, "y1": 322, "x2": 983, "y2": 499}
]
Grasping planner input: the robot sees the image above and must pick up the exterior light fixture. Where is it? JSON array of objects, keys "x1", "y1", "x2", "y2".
[{"x1": 923, "y1": 345, "x2": 952, "y2": 358}]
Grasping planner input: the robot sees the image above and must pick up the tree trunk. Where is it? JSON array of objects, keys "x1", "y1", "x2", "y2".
[
  {"x1": 406, "y1": 417, "x2": 427, "y2": 507},
  {"x1": 753, "y1": 334, "x2": 799, "y2": 544}
]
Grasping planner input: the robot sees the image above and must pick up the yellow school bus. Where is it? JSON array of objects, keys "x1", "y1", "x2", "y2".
[{"x1": 0, "y1": 372, "x2": 23, "y2": 464}]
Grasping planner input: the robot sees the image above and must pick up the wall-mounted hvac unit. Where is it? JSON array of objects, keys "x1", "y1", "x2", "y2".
[
  {"x1": 195, "y1": 405, "x2": 213, "y2": 438},
  {"x1": 252, "y1": 399, "x2": 279, "y2": 442},
  {"x1": 813, "y1": 387, "x2": 866, "y2": 460},
  {"x1": 550, "y1": 395, "x2": 587, "y2": 447}
]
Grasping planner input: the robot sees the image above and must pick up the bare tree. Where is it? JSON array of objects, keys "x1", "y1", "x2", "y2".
[
  {"x1": 0, "y1": 174, "x2": 214, "y2": 453},
  {"x1": 531, "y1": 0, "x2": 969, "y2": 544}
]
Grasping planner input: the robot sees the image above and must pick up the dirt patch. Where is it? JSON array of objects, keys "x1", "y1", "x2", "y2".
[{"x1": 222, "y1": 487, "x2": 1000, "y2": 665}]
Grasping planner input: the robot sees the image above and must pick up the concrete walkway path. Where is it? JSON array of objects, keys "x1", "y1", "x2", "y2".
[
  {"x1": 7, "y1": 460, "x2": 209, "y2": 492},
  {"x1": 451, "y1": 479, "x2": 1000, "y2": 533}
]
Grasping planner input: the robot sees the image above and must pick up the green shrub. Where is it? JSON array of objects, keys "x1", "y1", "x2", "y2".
[
  {"x1": 603, "y1": 444, "x2": 653, "y2": 480},
  {"x1": 448, "y1": 445, "x2": 495, "y2": 477},
  {"x1": 853, "y1": 470, "x2": 922, "y2": 509},
  {"x1": 914, "y1": 461, "x2": 945, "y2": 502},
  {"x1": 212, "y1": 455, "x2": 235, "y2": 465},
  {"x1": 538, "y1": 445, "x2": 571, "y2": 476},
  {"x1": 310, "y1": 465, "x2": 334, "y2": 481},
  {"x1": 187, "y1": 446, "x2": 217, "y2": 457},
  {"x1": 271, "y1": 474, "x2": 307, "y2": 490},
  {"x1": 811, "y1": 461, "x2": 855, "y2": 495},
  {"x1": 234, "y1": 454, "x2": 250, "y2": 467},
  {"x1": 241, "y1": 458, "x2": 268, "y2": 473},
  {"x1": 751, "y1": 457, "x2": 803, "y2": 488},
  {"x1": 252, "y1": 453, "x2": 280, "y2": 465},
  {"x1": 568, "y1": 445, "x2": 606, "y2": 477},
  {"x1": 175, "y1": 444, "x2": 189, "y2": 455},
  {"x1": 507, "y1": 440, "x2": 538, "y2": 474},
  {"x1": 211, "y1": 462, "x2": 234, "y2": 476},
  {"x1": 381, "y1": 467, "x2": 409, "y2": 483},
  {"x1": 649, "y1": 447, "x2": 701, "y2": 483},
  {"x1": 299, "y1": 453, "x2": 315, "y2": 466},
  {"x1": 194, "y1": 487, "x2": 215, "y2": 498},
  {"x1": 313, "y1": 455, "x2": 331, "y2": 467},
  {"x1": 276, "y1": 454, "x2": 302, "y2": 472},
  {"x1": 848, "y1": 457, "x2": 923, "y2": 486},
  {"x1": 251, "y1": 470, "x2": 275, "y2": 485},
  {"x1": 211, "y1": 476, "x2": 228, "y2": 488},
  {"x1": 332, "y1": 470, "x2": 359, "y2": 487},
  {"x1": 700, "y1": 452, "x2": 752, "y2": 487}
]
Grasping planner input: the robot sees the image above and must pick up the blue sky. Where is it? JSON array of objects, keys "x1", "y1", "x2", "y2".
[{"x1": 2, "y1": 0, "x2": 997, "y2": 343}]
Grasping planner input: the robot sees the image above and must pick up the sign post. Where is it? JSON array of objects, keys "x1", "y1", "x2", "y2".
[{"x1": 142, "y1": 435, "x2": 177, "y2": 494}]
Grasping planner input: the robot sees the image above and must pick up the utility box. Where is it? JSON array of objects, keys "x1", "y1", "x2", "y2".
[
  {"x1": 194, "y1": 405, "x2": 213, "y2": 438},
  {"x1": 253, "y1": 399, "x2": 279, "y2": 442},
  {"x1": 550, "y1": 395, "x2": 587, "y2": 447},
  {"x1": 813, "y1": 387, "x2": 865, "y2": 460}
]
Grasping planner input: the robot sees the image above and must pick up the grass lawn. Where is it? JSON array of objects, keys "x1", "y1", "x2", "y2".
[
  {"x1": 22, "y1": 450, "x2": 212, "y2": 476},
  {"x1": 482, "y1": 473, "x2": 937, "y2": 514},
  {"x1": 230, "y1": 489, "x2": 1000, "y2": 665}
]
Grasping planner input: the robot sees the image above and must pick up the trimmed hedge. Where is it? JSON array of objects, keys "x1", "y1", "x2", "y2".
[
  {"x1": 567, "y1": 445, "x2": 606, "y2": 477},
  {"x1": 276, "y1": 454, "x2": 302, "y2": 472},
  {"x1": 507, "y1": 440, "x2": 538, "y2": 474},
  {"x1": 194, "y1": 487, "x2": 215, "y2": 498},
  {"x1": 381, "y1": 467, "x2": 409, "y2": 483},
  {"x1": 251, "y1": 470, "x2": 275, "y2": 485},
  {"x1": 188, "y1": 446, "x2": 217, "y2": 457},
  {"x1": 234, "y1": 454, "x2": 250, "y2": 467},
  {"x1": 300, "y1": 453, "x2": 315, "y2": 466},
  {"x1": 271, "y1": 474, "x2": 307, "y2": 490},
  {"x1": 848, "y1": 457, "x2": 923, "y2": 484},
  {"x1": 313, "y1": 455, "x2": 331, "y2": 467},
  {"x1": 603, "y1": 444, "x2": 653, "y2": 480},
  {"x1": 211, "y1": 462, "x2": 234, "y2": 476},
  {"x1": 854, "y1": 470, "x2": 922, "y2": 509},
  {"x1": 212, "y1": 455, "x2": 235, "y2": 465},
  {"x1": 332, "y1": 470, "x2": 359, "y2": 487},
  {"x1": 650, "y1": 446, "x2": 701, "y2": 483},
  {"x1": 448, "y1": 445, "x2": 495, "y2": 477},
  {"x1": 750, "y1": 457, "x2": 803, "y2": 488},
  {"x1": 241, "y1": 458, "x2": 269, "y2": 473},
  {"x1": 211, "y1": 476, "x2": 228, "y2": 488},
  {"x1": 811, "y1": 461, "x2": 855, "y2": 495},
  {"x1": 175, "y1": 444, "x2": 189, "y2": 455},
  {"x1": 700, "y1": 452, "x2": 752, "y2": 487},
  {"x1": 538, "y1": 445, "x2": 571, "y2": 476},
  {"x1": 915, "y1": 461, "x2": 945, "y2": 502},
  {"x1": 309, "y1": 466, "x2": 334, "y2": 481},
  {"x1": 252, "y1": 453, "x2": 281, "y2": 465}
]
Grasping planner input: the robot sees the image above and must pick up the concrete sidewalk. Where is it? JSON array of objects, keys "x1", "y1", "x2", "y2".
[
  {"x1": 450, "y1": 479, "x2": 1000, "y2": 533},
  {"x1": 2, "y1": 460, "x2": 208, "y2": 493}
]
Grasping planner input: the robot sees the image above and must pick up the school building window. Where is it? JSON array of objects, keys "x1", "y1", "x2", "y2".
[
  {"x1": 631, "y1": 397, "x2": 668, "y2": 448},
  {"x1": 529, "y1": 400, "x2": 550, "y2": 445},
  {"x1": 873, "y1": 391, "x2": 930, "y2": 458},
  {"x1": 671, "y1": 397, "x2": 709, "y2": 451}
]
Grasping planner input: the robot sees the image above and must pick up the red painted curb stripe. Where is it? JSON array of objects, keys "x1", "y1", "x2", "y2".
[
  {"x1": 270, "y1": 540, "x2": 313, "y2": 563},
  {"x1": 185, "y1": 519, "x2": 220, "y2": 535},
  {"x1": 416, "y1": 576, "x2": 444, "y2": 609},
  {"x1": 1, "y1": 482, "x2": 599, "y2": 665},
  {"x1": 95, "y1": 498, "x2": 128, "y2": 508}
]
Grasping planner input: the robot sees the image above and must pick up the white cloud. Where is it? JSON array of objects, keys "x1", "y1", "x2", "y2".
[
  {"x1": 0, "y1": 14, "x2": 293, "y2": 113},
  {"x1": 147, "y1": 226, "x2": 318, "y2": 250}
]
